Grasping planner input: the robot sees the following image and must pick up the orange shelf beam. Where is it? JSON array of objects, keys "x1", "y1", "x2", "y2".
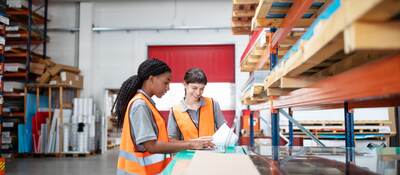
[
  {"x1": 3, "y1": 92, "x2": 25, "y2": 98},
  {"x1": 274, "y1": 54, "x2": 400, "y2": 109},
  {"x1": 3, "y1": 71, "x2": 27, "y2": 78}
]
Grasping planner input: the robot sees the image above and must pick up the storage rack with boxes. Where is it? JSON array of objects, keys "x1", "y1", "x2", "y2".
[
  {"x1": 103, "y1": 88, "x2": 120, "y2": 150},
  {"x1": 0, "y1": 0, "x2": 10, "y2": 158},
  {"x1": 1, "y1": 0, "x2": 48, "y2": 157}
]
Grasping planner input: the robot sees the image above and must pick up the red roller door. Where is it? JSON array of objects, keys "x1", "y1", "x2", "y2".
[
  {"x1": 148, "y1": 44, "x2": 235, "y2": 127},
  {"x1": 148, "y1": 45, "x2": 235, "y2": 83}
]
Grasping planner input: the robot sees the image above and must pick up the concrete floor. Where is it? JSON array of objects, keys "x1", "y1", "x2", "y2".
[{"x1": 5, "y1": 148, "x2": 119, "y2": 175}]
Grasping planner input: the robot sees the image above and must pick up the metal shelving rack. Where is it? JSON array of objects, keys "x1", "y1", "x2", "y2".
[
  {"x1": 236, "y1": 0, "x2": 400, "y2": 165},
  {"x1": 0, "y1": 0, "x2": 10, "y2": 158},
  {"x1": 0, "y1": 0, "x2": 48, "y2": 157}
]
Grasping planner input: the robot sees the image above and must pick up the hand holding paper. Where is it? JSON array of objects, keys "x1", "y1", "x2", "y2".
[
  {"x1": 212, "y1": 123, "x2": 238, "y2": 146},
  {"x1": 188, "y1": 140, "x2": 215, "y2": 150}
]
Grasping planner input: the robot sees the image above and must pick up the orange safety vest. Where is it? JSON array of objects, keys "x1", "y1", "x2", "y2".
[
  {"x1": 117, "y1": 93, "x2": 171, "y2": 175},
  {"x1": 172, "y1": 97, "x2": 215, "y2": 141}
]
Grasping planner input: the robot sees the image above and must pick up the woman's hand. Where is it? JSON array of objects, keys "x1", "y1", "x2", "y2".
[
  {"x1": 195, "y1": 136, "x2": 213, "y2": 141},
  {"x1": 188, "y1": 140, "x2": 215, "y2": 150}
]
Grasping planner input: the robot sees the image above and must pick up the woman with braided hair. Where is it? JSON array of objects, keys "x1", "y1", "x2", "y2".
[{"x1": 113, "y1": 59, "x2": 214, "y2": 175}]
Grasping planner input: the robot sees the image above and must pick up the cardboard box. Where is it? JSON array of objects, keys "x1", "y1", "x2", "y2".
[
  {"x1": 48, "y1": 65, "x2": 62, "y2": 76},
  {"x1": 29, "y1": 62, "x2": 46, "y2": 75},
  {"x1": 51, "y1": 75, "x2": 61, "y2": 81},
  {"x1": 43, "y1": 59, "x2": 56, "y2": 67},
  {"x1": 49, "y1": 64, "x2": 80, "y2": 76},
  {"x1": 53, "y1": 71, "x2": 83, "y2": 88},
  {"x1": 37, "y1": 71, "x2": 51, "y2": 83},
  {"x1": 34, "y1": 58, "x2": 56, "y2": 67}
]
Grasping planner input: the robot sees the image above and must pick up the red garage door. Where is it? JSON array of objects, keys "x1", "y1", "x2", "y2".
[
  {"x1": 148, "y1": 45, "x2": 235, "y2": 82},
  {"x1": 148, "y1": 44, "x2": 235, "y2": 127}
]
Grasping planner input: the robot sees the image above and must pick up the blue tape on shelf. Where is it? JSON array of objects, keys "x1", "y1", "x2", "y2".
[
  {"x1": 311, "y1": 2, "x2": 325, "y2": 8},
  {"x1": 319, "y1": 0, "x2": 341, "y2": 20},
  {"x1": 272, "y1": 2, "x2": 292, "y2": 8}
]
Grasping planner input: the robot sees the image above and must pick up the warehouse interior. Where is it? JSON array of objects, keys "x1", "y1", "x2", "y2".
[{"x1": 1, "y1": 0, "x2": 400, "y2": 174}]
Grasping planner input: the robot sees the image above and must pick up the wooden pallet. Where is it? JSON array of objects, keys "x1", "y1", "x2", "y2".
[
  {"x1": 239, "y1": 28, "x2": 305, "y2": 72},
  {"x1": 281, "y1": 128, "x2": 389, "y2": 134},
  {"x1": 241, "y1": 87, "x2": 268, "y2": 105},
  {"x1": 241, "y1": 71, "x2": 270, "y2": 104},
  {"x1": 232, "y1": 0, "x2": 259, "y2": 35},
  {"x1": 240, "y1": 28, "x2": 269, "y2": 72},
  {"x1": 297, "y1": 120, "x2": 392, "y2": 127},
  {"x1": 264, "y1": 0, "x2": 400, "y2": 96},
  {"x1": 252, "y1": 0, "x2": 330, "y2": 31}
]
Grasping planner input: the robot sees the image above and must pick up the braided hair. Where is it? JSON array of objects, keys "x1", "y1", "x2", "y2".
[{"x1": 112, "y1": 58, "x2": 171, "y2": 128}]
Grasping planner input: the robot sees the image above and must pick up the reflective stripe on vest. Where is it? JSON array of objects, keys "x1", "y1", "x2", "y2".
[
  {"x1": 119, "y1": 150, "x2": 167, "y2": 166},
  {"x1": 117, "y1": 93, "x2": 170, "y2": 175},
  {"x1": 117, "y1": 169, "x2": 163, "y2": 175},
  {"x1": 172, "y1": 97, "x2": 215, "y2": 141},
  {"x1": 117, "y1": 169, "x2": 139, "y2": 175}
]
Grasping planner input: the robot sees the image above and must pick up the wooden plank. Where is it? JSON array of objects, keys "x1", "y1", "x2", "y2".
[
  {"x1": 256, "y1": 49, "x2": 270, "y2": 70},
  {"x1": 254, "y1": 0, "x2": 273, "y2": 20},
  {"x1": 232, "y1": 20, "x2": 251, "y2": 27},
  {"x1": 254, "y1": 18, "x2": 314, "y2": 28},
  {"x1": 281, "y1": 0, "x2": 388, "y2": 77},
  {"x1": 252, "y1": 49, "x2": 266, "y2": 56},
  {"x1": 359, "y1": 0, "x2": 400, "y2": 21},
  {"x1": 388, "y1": 107, "x2": 397, "y2": 136},
  {"x1": 232, "y1": 16, "x2": 253, "y2": 22},
  {"x1": 252, "y1": 84, "x2": 265, "y2": 95},
  {"x1": 233, "y1": 10, "x2": 256, "y2": 17},
  {"x1": 241, "y1": 59, "x2": 270, "y2": 72},
  {"x1": 246, "y1": 56, "x2": 262, "y2": 64},
  {"x1": 285, "y1": 34, "x2": 344, "y2": 77},
  {"x1": 311, "y1": 51, "x2": 397, "y2": 78},
  {"x1": 266, "y1": 88, "x2": 291, "y2": 96},
  {"x1": 233, "y1": 0, "x2": 259, "y2": 5},
  {"x1": 280, "y1": 76, "x2": 316, "y2": 88},
  {"x1": 232, "y1": 27, "x2": 251, "y2": 35},
  {"x1": 240, "y1": 29, "x2": 267, "y2": 67},
  {"x1": 344, "y1": 22, "x2": 400, "y2": 53}
]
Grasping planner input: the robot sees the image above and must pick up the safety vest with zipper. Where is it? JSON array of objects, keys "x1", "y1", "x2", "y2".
[{"x1": 172, "y1": 97, "x2": 215, "y2": 141}]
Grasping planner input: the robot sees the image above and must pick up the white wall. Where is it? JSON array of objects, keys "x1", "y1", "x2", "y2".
[
  {"x1": 48, "y1": 2, "x2": 78, "y2": 66},
  {"x1": 48, "y1": 0, "x2": 250, "y2": 114}
]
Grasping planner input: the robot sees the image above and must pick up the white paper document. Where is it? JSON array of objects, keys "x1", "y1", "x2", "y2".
[{"x1": 212, "y1": 123, "x2": 238, "y2": 146}]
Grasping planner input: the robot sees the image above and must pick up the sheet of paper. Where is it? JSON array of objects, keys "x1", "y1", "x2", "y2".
[
  {"x1": 183, "y1": 151, "x2": 260, "y2": 175},
  {"x1": 212, "y1": 123, "x2": 238, "y2": 146}
]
